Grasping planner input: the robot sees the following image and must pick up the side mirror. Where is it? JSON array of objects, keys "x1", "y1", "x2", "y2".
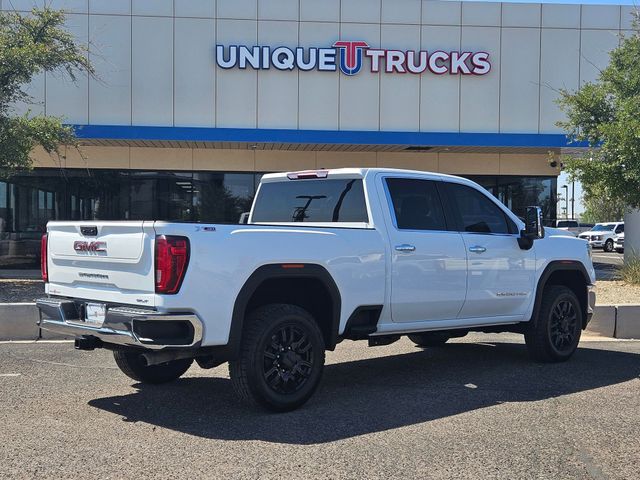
[
  {"x1": 238, "y1": 212, "x2": 250, "y2": 224},
  {"x1": 524, "y1": 206, "x2": 544, "y2": 239},
  {"x1": 519, "y1": 206, "x2": 544, "y2": 249}
]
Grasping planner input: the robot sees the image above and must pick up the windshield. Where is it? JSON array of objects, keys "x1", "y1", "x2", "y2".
[{"x1": 592, "y1": 224, "x2": 615, "y2": 231}]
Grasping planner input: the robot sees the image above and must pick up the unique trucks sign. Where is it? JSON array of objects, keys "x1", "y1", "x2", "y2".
[{"x1": 216, "y1": 41, "x2": 491, "y2": 76}]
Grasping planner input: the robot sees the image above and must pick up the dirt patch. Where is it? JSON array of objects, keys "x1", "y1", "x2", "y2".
[
  {"x1": 596, "y1": 280, "x2": 640, "y2": 305},
  {"x1": 0, "y1": 279, "x2": 45, "y2": 303}
]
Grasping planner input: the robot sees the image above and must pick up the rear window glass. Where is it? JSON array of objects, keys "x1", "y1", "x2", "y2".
[
  {"x1": 251, "y1": 179, "x2": 369, "y2": 223},
  {"x1": 557, "y1": 220, "x2": 578, "y2": 228}
]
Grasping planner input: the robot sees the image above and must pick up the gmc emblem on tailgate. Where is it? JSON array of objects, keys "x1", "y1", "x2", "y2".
[{"x1": 73, "y1": 241, "x2": 106, "y2": 253}]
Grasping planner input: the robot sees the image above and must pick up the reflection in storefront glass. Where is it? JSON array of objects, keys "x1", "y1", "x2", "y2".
[{"x1": 0, "y1": 169, "x2": 556, "y2": 268}]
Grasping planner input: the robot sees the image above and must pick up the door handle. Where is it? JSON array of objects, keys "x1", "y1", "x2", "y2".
[
  {"x1": 395, "y1": 244, "x2": 416, "y2": 253},
  {"x1": 468, "y1": 245, "x2": 486, "y2": 254}
]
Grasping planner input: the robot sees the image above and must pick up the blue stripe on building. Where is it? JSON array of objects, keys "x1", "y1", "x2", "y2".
[{"x1": 72, "y1": 125, "x2": 588, "y2": 149}]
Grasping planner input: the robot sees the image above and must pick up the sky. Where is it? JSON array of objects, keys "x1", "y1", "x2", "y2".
[{"x1": 558, "y1": 172, "x2": 584, "y2": 219}]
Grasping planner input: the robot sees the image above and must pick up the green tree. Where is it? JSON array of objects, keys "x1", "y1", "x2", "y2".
[
  {"x1": 0, "y1": 8, "x2": 92, "y2": 174},
  {"x1": 557, "y1": 11, "x2": 640, "y2": 210},
  {"x1": 580, "y1": 189, "x2": 625, "y2": 224}
]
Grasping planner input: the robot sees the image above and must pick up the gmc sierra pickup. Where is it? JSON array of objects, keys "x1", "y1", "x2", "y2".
[{"x1": 37, "y1": 168, "x2": 596, "y2": 411}]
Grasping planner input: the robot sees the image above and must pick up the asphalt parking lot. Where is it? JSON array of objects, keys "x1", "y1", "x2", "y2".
[
  {"x1": 592, "y1": 251, "x2": 624, "y2": 281},
  {"x1": 1, "y1": 334, "x2": 638, "y2": 479}
]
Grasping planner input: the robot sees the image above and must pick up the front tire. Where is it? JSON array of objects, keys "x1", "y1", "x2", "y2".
[
  {"x1": 525, "y1": 285, "x2": 582, "y2": 363},
  {"x1": 408, "y1": 332, "x2": 450, "y2": 347},
  {"x1": 604, "y1": 239, "x2": 614, "y2": 252},
  {"x1": 113, "y1": 350, "x2": 193, "y2": 384},
  {"x1": 229, "y1": 304, "x2": 325, "y2": 412}
]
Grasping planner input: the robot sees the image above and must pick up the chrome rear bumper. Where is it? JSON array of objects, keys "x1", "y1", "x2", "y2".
[{"x1": 36, "y1": 297, "x2": 203, "y2": 350}]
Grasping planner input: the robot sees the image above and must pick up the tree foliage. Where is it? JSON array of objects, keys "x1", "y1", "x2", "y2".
[
  {"x1": 557, "y1": 11, "x2": 640, "y2": 209},
  {"x1": 0, "y1": 8, "x2": 93, "y2": 174},
  {"x1": 580, "y1": 189, "x2": 626, "y2": 224}
]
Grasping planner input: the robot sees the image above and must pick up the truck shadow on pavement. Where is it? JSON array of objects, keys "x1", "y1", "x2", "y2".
[{"x1": 89, "y1": 342, "x2": 640, "y2": 445}]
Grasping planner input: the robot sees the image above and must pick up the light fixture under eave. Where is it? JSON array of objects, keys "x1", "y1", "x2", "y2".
[{"x1": 403, "y1": 146, "x2": 433, "y2": 152}]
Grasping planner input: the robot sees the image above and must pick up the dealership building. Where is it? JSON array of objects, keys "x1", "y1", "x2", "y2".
[{"x1": 0, "y1": 0, "x2": 636, "y2": 267}]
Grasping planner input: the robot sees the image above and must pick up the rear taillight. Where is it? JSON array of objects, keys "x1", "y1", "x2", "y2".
[
  {"x1": 154, "y1": 235, "x2": 190, "y2": 294},
  {"x1": 41, "y1": 234, "x2": 48, "y2": 283}
]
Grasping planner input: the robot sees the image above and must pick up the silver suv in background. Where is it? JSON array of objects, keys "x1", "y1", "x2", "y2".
[{"x1": 579, "y1": 222, "x2": 624, "y2": 252}]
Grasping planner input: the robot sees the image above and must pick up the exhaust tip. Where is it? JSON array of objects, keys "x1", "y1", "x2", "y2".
[{"x1": 74, "y1": 335, "x2": 102, "y2": 351}]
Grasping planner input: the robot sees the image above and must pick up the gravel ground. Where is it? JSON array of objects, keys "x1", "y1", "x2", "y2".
[
  {"x1": 0, "y1": 335, "x2": 638, "y2": 480},
  {"x1": 596, "y1": 280, "x2": 640, "y2": 305},
  {"x1": 0, "y1": 279, "x2": 44, "y2": 303}
]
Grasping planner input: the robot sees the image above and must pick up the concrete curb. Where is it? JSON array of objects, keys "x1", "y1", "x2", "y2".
[
  {"x1": 0, "y1": 303, "x2": 40, "y2": 340},
  {"x1": 0, "y1": 302, "x2": 638, "y2": 341},
  {"x1": 588, "y1": 305, "x2": 616, "y2": 338},
  {"x1": 616, "y1": 305, "x2": 640, "y2": 339},
  {"x1": 0, "y1": 303, "x2": 72, "y2": 341}
]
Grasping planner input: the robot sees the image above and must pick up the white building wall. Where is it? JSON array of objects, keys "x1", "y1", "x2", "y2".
[{"x1": 3, "y1": 0, "x2": 631, "y2": 134}]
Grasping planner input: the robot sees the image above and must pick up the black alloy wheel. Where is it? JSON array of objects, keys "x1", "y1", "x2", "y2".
[
  {"x1": 229, "y1": 304, "x2": 325, "y2": 412},
  {"x1": 263, "y1": 324, "x2": 314, "y2": 395},
  {"x1": 548, "y1": 299, "x2": 580, "y2": 354},
  {"x1": 525, "y1": 285, "x2": 582, "y2": 362}
]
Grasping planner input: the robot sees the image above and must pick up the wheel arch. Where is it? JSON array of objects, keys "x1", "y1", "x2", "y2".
[
  {"x1": 531, "y1": 261, "x2": 591, "y2": 329},
  {"x1": 228, "y1": 264, "x2": 342, "y2": 358}
]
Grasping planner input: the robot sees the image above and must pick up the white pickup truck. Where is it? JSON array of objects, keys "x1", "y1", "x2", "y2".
[{"x1": 37, "y1": 168, "x2": 596, "y2": 411}]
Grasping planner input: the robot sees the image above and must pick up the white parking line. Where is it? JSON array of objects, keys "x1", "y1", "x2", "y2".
[{"x1": 0, "y1": 373, "x2": 21, "y2": 377}]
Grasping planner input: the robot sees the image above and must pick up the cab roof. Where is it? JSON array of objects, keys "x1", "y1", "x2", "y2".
[{"x1": 260, "y1": 167, "x2": 470, "y2": 184}]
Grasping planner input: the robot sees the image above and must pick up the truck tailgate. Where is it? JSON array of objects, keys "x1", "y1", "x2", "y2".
[{"x1": 45, "y1": 221, "x2": 156, "y2": 307}]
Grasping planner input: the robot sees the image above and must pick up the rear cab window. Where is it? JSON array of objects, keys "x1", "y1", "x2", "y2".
[
  {"x1": 385, "y1": 178, "x2": 448, "y2": 231},
  {"x1": 251, "y1": 178, "x2": 369, "y2": 224}
]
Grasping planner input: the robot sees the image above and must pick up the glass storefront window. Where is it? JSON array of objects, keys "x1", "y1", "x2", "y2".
[
  {"x1": 193, "y1": 172, "x2": 256, "y2": 223},
  {"x1": 467, "y1": 176, "x2": 557, "y2": 226},
  {"x1": 0, "y1": 169, "x2": 556, "y2": 268}
]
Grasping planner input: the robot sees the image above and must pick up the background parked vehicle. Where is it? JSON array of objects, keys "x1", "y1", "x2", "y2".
[
  {"x1": 555, "y1": 220, "x2": 593, "y2": 236},
  {"x1": 578, "y1": 222, "x2": 624, "y2": 252},
  {"x1": 615, "y1": 232, "x2": 624, "y2": 253}
]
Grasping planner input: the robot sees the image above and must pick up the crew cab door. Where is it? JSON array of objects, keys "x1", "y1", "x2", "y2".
[
  {"x1": 441, "y1": 181, "x2": 536, "y2": 319},
  {"x1": 381, "y1": 177, "x2": 467, "y2": 322}
]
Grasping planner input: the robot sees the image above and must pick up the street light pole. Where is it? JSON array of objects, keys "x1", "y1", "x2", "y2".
[{"x1": 571, "y1": 181, "x2": 575, "y2": 220}]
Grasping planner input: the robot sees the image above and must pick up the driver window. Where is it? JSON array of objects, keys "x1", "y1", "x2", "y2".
[{"x1": 447, "y1": 183, "x2": 510, "y2": 234}]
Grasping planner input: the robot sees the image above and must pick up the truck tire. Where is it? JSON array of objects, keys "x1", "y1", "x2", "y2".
[
  {"x1": 604, "y1": 239, "x2": 614, "y2": 252},
  {"x1": 229, "y1": 304, "x2": 325, "y2": 412},
  {"x1": 408, "y1": 332, "x2": 450, "y2": 347},
  {"x1": 112, "y1": 350, "x2": 193, "y2": 384},
  {"x1": 524, "y1": 285, "x2": 582, "y2": 363}
]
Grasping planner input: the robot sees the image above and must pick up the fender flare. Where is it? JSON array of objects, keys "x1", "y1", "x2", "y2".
[
  {"x1": 227, "y1": 264, "x2": 342, "y2": 358},
  {"x1": 530, "y1": 260, "x2": 591, "y2": 326}
]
